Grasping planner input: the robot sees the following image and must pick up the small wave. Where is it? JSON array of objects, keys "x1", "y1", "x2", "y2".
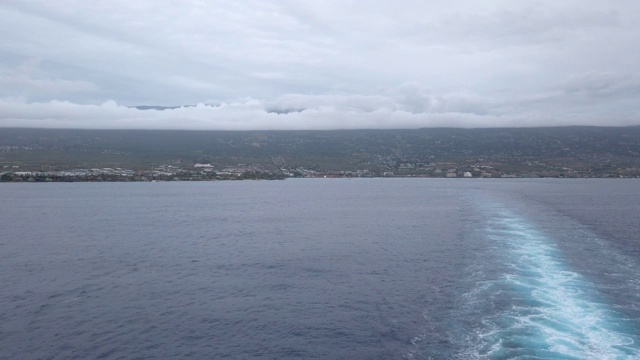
[
  {"x1": 61, "y1": 296, "x2": 84, "y2": 303},
  {"x1": 461, "y1": 206, "x2": 640, "y2": 359}
]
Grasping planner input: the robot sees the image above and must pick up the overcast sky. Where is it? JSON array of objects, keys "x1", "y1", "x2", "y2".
[{"x1": 1, "y1": 0, "x2": 639, "y2": 130}]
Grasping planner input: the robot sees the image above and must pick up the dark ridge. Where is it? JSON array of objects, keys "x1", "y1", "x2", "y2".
[
  {"x1": 1, "y1": 126, "x2": 639, "y2": 177},
  {"x1": 132, "y1": 105, "x2": 196, "y2": 110}
]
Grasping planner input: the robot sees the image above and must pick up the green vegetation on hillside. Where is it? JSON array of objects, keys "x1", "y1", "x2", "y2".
[{"x1": 1, "y1": 126, "x2": 639, "y2": 178}]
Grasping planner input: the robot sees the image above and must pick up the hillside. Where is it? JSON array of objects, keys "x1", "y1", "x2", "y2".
[{"x1": 1, "y1": 127, "x2": 639, "y2": 178}]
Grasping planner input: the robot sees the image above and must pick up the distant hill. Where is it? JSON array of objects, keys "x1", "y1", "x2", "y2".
[
  {"x1": 131, "y1": 105, "x2": 197, "y2": 111},
  {"x1": 1, "y1": 127, "x2": 639, "y2": 176}
]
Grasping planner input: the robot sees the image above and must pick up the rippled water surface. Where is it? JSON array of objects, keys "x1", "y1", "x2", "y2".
[{"x1": 1, "y1": 179, "x2": 639, "y2": 359}]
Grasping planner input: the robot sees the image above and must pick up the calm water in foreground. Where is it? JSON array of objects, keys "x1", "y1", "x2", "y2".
[{"x1": 1, "y1": 179, "x2": 639, "y2": 359}]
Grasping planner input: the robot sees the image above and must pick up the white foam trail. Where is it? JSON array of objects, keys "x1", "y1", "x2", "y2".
[{"x1": 470, "y1": 208, "x2": 640, "y2": 359}]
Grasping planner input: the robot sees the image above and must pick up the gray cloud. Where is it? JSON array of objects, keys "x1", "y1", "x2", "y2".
[
  {"x1": 0, "y1": 0, "x2": 639, "y2": 129},
  {"x1": 559, "y1": 72, "x2": 640, "y2": 99},
  {"x1": 1, "y1": 93, "x2": 636, "y2": 131},
  {"x1": 0, "y1": 59, "x2": 97, "y2": 99}
]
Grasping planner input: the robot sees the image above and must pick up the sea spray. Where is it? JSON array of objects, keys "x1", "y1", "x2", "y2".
[{"x1": 459, "y1": 205, "x2": 640, "y2": 359}]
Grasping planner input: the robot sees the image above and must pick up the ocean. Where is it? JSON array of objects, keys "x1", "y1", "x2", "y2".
[{"x1": 1, "y1": 179, "x2": 639, "y2": 359}]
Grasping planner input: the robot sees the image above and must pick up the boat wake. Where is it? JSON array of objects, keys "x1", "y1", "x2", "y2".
[{"x1": 457, "y1": 207, "x2": 640, "y2": 359}]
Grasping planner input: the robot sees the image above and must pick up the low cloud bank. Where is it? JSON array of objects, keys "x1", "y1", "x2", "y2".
[{"x1": 0, "y1": 94, "x2": 637, "y2": 130}]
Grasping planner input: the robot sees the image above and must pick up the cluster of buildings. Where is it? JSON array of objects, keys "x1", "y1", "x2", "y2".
[
  {"x1": 3, "y1": 157, "x2": 639, "y2": 182},
  {"x1": 1, "y1": 167, "x2": 137, "y2": 182},
  {"x1": 0, "y1": 162, "x2": 288, "y2": 182}
]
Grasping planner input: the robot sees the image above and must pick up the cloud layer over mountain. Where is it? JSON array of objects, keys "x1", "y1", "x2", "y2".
[{"x1": 1, "y1": 1, "x2": 639, "y2": 129}]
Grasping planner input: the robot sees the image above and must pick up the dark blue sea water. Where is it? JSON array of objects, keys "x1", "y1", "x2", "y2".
[{"x1": 1, "y1": 179, "x2": 639, "y2": 359}]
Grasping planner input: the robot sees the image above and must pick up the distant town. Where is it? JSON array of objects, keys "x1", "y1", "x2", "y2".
[
  {"x1": 2, "y1": 127, "x2": 640, "y2": 182},
  {"x1": 2, "y1": 161, "x2": 637, "y2": 183}
]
